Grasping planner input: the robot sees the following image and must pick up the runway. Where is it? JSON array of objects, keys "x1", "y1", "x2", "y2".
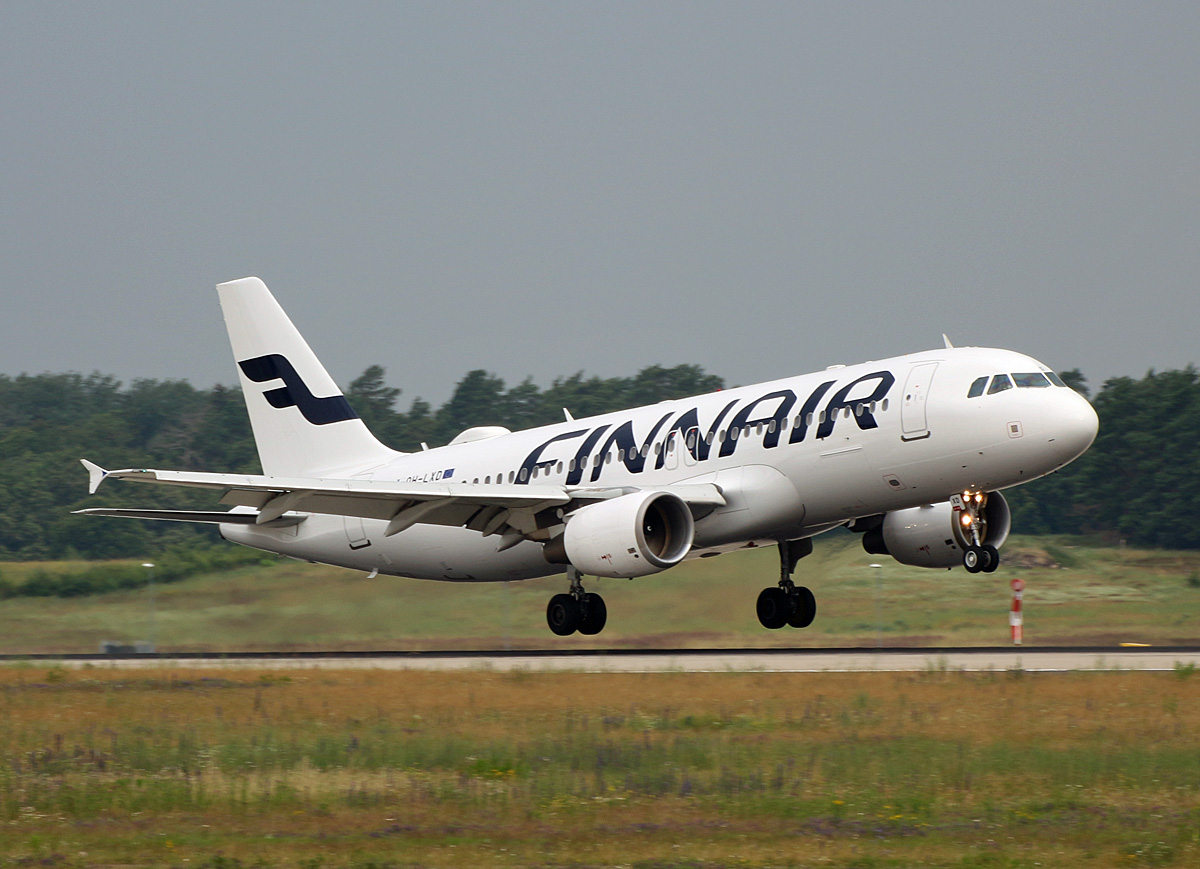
[{"x1": 20, "y1": 646, "x2": 1200, "y2": 673}]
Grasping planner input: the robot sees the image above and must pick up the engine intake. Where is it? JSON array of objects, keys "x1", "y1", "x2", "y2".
[
  {"x1": 547, "y1": 491, "x2": 695, "y2": 578},
  {"x1": 862, "y1": 492, "x2": 1011, "y2": 569}
]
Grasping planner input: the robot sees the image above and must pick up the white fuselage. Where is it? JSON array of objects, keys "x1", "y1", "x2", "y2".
[{"x1": 222, "y1": 346, "x2": 1098, "y2": 581}]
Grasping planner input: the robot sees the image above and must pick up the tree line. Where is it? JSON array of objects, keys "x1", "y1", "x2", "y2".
[
  {"x1": 0, "y1": 362, "x2": 1196, "y2": 562},
  {"x1": 0, "y1": 364, "x2": 721, "y2": 560}
]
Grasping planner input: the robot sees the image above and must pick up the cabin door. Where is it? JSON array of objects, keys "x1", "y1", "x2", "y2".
[{"x1": 901, "y1": 362, "x2": 938, "y2": 441}]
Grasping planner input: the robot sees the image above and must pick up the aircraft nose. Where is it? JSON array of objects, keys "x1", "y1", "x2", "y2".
[{"x1": 1046, "y1": 389, "x2": 1099, "y2": 464}]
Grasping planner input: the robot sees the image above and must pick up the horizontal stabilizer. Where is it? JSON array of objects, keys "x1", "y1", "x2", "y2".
[{"x1": 72, "y1": 508, "x2": 307, "y2": 527}]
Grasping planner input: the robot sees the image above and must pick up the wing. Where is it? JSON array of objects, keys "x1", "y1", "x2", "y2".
[{"x1": 76, "y1": 460, "x2": 724, "y2": 540}]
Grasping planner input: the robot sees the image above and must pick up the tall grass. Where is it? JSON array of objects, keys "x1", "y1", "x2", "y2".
[{"x1": 0, "y1": 667, "x2": 1198, "y2": 866}]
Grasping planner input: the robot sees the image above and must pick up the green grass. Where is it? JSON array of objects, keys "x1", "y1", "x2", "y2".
[{"x1": 0, "y1": 534, "x2": 1198, "y2": 652}]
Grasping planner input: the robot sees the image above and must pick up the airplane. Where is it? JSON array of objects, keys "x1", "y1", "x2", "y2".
[{"x1": 77, "y1": 277, "x2": 1099, "y2": 636}]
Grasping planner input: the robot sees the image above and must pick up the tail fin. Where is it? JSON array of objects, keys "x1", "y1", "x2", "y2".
[{"x1": 217, "y1": 277, "x2": 400, "y2": 477}]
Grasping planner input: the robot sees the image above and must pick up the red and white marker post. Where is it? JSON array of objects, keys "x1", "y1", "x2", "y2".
[{"x1": 1010, "y1": 577, "x2": 1025, "y2": 645}]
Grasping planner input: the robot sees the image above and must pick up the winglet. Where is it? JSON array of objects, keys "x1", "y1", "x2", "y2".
[
  {"x1": 942, "y1": 334, "x2": 954, "y2": 349},
  {"x1": 80, "y1": 459, "x2": 108, "y2": 495}
]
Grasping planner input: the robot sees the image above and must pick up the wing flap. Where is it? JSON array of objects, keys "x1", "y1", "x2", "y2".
[
  {"x1": 566, "y1": 483, "x2": 726, "y2": 507},
  {"x1": 72, "y1": 508, "x2": 306, "y2": 527}
]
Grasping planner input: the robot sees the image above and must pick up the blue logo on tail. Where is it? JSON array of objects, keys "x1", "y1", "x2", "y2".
[{"x1": 238, "y1": 354, "x2": 358, "y2": 426}]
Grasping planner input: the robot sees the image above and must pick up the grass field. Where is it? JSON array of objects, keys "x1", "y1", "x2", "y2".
[
  {"x1": 0, "y1": 535, "x2": 1198, "y2": 653},
  {"x1": 1, "y1": 665, "x2": 1198, "y2": 867}
]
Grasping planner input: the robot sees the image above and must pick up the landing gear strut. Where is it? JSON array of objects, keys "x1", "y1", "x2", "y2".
[
  {"x1": 756, "y1": 539, "x2": 817, "y2": 630},
  {"x1": 959, "y1": 490, "x2": 1000, "y2": 574},
  {"x1": 546, "y1": 566, "x2": 607, "y2": 636}
]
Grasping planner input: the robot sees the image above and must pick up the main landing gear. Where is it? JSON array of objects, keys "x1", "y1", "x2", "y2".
[
  {"x1": 756, "y1": 538, "x2": 817, "y2": 630},
  {"x1": 959, "y1": 490, "x2": 1000, "y2": 574},
  {"x1": 546, "y1": 566, "x2": 608, "y2": 636}
]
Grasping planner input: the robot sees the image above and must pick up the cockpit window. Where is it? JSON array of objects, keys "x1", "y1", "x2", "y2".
[
  {"x1": 987, "y1": 374, "x2": 1013, "y2": 395},
  {"x1": 967, "y1": 376, "x2": 988, "y2": 398},
  {"x1": 1013, "y1": 372, "x2": 1052, "y2": 388},
  {"x1": 1045, "y1": 371, "x2": 1067, "y2": 387}
]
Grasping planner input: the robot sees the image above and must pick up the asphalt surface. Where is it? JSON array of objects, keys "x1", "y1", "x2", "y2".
[{"x1": 13, "y1": 646, "x2": 1200, "y2": 673}]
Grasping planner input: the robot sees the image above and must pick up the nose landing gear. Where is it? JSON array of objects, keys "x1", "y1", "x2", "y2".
[
  {"x1": 756, "y1": 538, "x2": 817, "y2": 630},
  {"x1": 958, "y1": 490, "x2": 1000, "y2": 574},
  {"x1": 546, "y1": 566, "x2": 608, "y2": 636}
]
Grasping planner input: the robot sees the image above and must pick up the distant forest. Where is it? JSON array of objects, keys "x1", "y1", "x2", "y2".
[{"x1": 0, "y1": 362, "x2": 1197, "y2": 560}]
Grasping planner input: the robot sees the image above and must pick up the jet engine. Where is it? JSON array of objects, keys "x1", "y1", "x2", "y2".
[
  {"x1": 546, "y1": 491, "x2": 695, "y2": 578},
  {"x1": 860, "y1": 492, "x2": 1011, "y2": 569}
]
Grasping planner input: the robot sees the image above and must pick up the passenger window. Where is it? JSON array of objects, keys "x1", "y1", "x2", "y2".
[
  {"x1": 988, "y1": 374, "x2": 1013, "y2": 395},
  {"x1": 1012, "y1": 372, "x2": 1051, "y2": 388},
  {"x1": 967, "y1": 376, "x2": 988, "y2": 398}
]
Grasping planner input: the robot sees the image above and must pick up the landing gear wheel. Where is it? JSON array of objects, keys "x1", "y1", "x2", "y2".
[
  {"x1": 787, "y1": 586, "x2": 817, "y2": 629},
  {"x1": 577, "y1": 593, "x2": 607, "y2": 635},
  {"x1": 963, "y1": 546, "x2": 985, "y2": 574},
  {"x1": 547, "y1": 593, "x2": 581, "y2": 636},
  {"x1": 756, "y1": 587, "x2": 793, "y2": 630},
  {"x1": 981, "y1": 544, "x2": 1000, "y2": 573}
]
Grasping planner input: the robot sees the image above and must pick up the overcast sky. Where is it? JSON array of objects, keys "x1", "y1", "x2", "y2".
[{"x1": 2, "y1": 2, "x2": 1197, "y2": 409}]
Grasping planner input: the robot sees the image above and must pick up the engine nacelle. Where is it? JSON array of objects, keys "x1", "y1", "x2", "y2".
[
  {"x1": 862, "y1": 492, "x2": 1011, "y2": 569},
  {"x1": 554, "y1": 491, "x2": 695, "y2": 578}
]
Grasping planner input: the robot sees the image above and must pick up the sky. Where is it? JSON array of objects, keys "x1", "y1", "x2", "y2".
[{"x1": 1, "y1": 2, "x2": 1197, "y2": 409}]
